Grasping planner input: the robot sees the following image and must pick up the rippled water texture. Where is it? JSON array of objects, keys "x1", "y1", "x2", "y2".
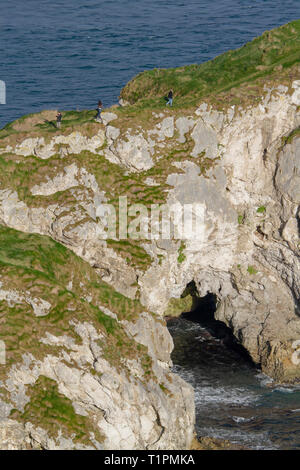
[
  {"x1": 1, "y1": 0, "x2": 300, "y2": 449},
  {"x1": 168, "y1": 317, "x2": 300, "y2": 450},
  {"x1": 0, "y1": 0, "x2": 299, "y2": 127}
]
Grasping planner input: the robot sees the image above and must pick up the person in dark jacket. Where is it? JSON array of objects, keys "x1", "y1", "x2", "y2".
[
  {"x1": 166, "y1": 90, "x2": 173, "y2": 106},
  {"x1": 95, "y1": 100, "x2": 103, "y2": 122},
  {"x1": 56, "y1": 111, "x2": 62, "y2": 129}
]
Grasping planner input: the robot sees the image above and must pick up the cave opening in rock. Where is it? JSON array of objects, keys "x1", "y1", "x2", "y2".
[
  {"x1": 167, "y1": 286, "x2": 299, "y2": 450},
  {"x1": 176, "y1": 281, "x2": 256, "y2": 366}
]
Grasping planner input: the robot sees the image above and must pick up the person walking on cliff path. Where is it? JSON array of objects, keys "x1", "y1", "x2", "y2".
[
  {"x1": 166, "y1": 90, "x2": 173, "y2": 107},
  {"x1": 56, "y1": 111, "x2": 62, "y2": 129},
  {"x1": 95, "y1": 100, "x2": 103, "y2": 123}
]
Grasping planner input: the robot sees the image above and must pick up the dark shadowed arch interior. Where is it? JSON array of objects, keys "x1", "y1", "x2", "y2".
[{"x1": 179, "y1": 281, "x2": 255, "y2": 366}]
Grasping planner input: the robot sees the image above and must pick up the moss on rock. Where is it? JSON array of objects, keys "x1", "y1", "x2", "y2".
[
  {"x1": 163, "y1": 294, "x2": 194, "y2": 318},
  {"x1": 10, "y1": 376, "x2": 104, "y2": 447}
]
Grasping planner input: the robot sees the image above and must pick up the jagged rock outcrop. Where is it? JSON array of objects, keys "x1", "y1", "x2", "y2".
[
  {"x1": 0, "y1": 227, "x2": 194, "y2": 450},
  {"x1": 0, "y1": 21, "x2": 299, "y2": 449}
]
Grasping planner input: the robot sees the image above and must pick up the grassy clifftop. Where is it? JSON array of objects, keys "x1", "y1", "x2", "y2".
[
  {"x1": 0, "y1": 20, "x2": 299, "y2": 279},
  {"x1": 0, "y1": 20, "x2": 298, "y2": 289},
  {"x1": 120, "y1": 19, "x2": 300, "y2": 109},
  {"x1": 1, "y1": 20, "x2": 299, "y2": 145},
  {"x1": 0, "y1": 225, "x2": 150, "y2": 371},
  {"x1": 0, "y1": 225, "x2": 157, "y2": 445}
]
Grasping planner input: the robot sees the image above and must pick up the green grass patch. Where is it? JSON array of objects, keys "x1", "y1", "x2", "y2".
[
  {"x1": 238, "y1": 214, "x2": 244, "y2": 224},
  {"x1": 281, "y1": 127, "x2": 300, "y2": 146},
  {"x1": 10, "y1": 376, "x2": 104, "y2": 446},
  {"x1": 247, "y1": 265, "x2": 258, "y2": 275},
  {"x1": 257, "y1": 206, "x2": 266, "y2": 214},
  {"x1": 0, "y1": 225, "x2": 148, "y2": 374},
  {"x1": 120, "y1": 20, "x2": 300, "y2": 110},
  {"x1": 177, "y1": 241, "x2": 186, "y2": 264}
]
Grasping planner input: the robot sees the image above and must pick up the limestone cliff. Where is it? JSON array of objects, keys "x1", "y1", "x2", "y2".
[{"x1": 0, "y1": 20, "x2": 299, "y2": 449}]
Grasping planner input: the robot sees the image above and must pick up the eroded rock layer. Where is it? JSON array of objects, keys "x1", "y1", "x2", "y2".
[{"x1": 0, "y1": 20, "x2": 299, "y2": 449}]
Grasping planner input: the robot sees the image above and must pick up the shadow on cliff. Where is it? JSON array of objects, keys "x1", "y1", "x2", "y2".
[{"x1": 179, "y1": 281, "x2": 256, "y2": 366}]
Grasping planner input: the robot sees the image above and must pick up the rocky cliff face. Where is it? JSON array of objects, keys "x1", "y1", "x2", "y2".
[
  {"x1": 0, "y1": 22, "x2": 299, "y2": 449},
  {"x1": 0, "y1": 227, "x2": 194, "y2": 450}
]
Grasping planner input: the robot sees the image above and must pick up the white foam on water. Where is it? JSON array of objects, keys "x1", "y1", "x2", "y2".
[
  {"x1": 170, "y1": 322, "x2": 300, "y2": 449},
  {"x1": 169, "y1": 321, "x2": 206, "y2": 337},
  {"x1": 173, "y1": 363, "x2": 259, "y2": 407},
  {"x1": 197, "y1": 426, "x2": 277, "y2": 450},
  {"x1": 194, "y1": 385, "x2": 259, "y2": 407},
  {"x1": 273, "y1": 386, "x2": 296, "y2": 394},
  {"x1": 194, "y1": 334, "x2": 208, "y2": 343},
  {"x1": 172, "y1": 364, "x2": 195, "y2": 384},
  {"x1": 232, "y1": 416, "x2": 254, "y2": 423},
  {"x1": 177, "y1": 321, "x2": 205, "y2": 333},
  {"x1": 255, "y1": 372, "x2": 274, "y2": 387},
  {"x1": 256, "y1": 372, "x2": 300, "y2": 394}
]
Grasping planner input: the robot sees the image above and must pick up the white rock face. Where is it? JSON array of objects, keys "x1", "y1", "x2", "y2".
[
  {"x1": 31, "y1": 162, "x2": 79, "y2": 195},
  {"x1": 0, "y1": 281, "x2": 51, "y2": 316},
  {"x1": 0, "y1": 82, "x2": 300, "y2": 449},
  {"x1": 101, "y1": 112, "x2": 118, "y2": 125},
  {"x1": 160, "y1": 117, "x2": 174, "y2": 138},
  {"x1": 0, "y1": 320, "x2": 194, "y2": 450},
  {"x1": 175, "y1": 116, "x2": 195, "y2": 143},
  {"x1": 282, "y1": 217, "x2": 299, "y2": 246},
  {"x1": 291, "y1": 80, "x2": 300, "y2": 106},
  {"x1": 106, "y1": 125, "x2": 120, "y2": 141},
  {"x1": 0, "y1": 420, "x2": 29, "y2": 450},
  {"x1": 191, "y1": 119, "x2": 218, "y2": 158},
  {"x1": 105, "y1": 133, "x2": 154, "y2": 172},
  {"x1": 15, "y1": 131, "x2": 106, "y2": 159},
  {"x1": 137, "y1": 86, "x2": 300, "y2": 381}
]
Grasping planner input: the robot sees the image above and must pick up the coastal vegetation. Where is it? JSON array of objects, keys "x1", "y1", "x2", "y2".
[
  {"x1": 120, "y1": 20, "x2": 300, "y2": 109},
  {"x1": 0, "y1": 225, "x2": 151, "y2": 374}
]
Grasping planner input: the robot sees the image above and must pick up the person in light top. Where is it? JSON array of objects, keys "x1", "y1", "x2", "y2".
[
  {"x1": 56, "y1": 111, "x2": 62, "y2": 128},
  {"x1": 166, "y1": 90, "x2": 173, "y2": 106}
]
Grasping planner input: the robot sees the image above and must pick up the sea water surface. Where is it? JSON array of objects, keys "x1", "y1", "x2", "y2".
[
  {"x1": 168, "y1": 317, "x2": 300, "y2": 450},
  {"x1": 0, "y1": 0, "x2": 300, "y2": 127},
  {"x1": 1, "y1": 0, "x2": 300, "y2": 449}
]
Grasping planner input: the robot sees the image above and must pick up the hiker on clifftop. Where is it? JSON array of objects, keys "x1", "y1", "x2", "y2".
[
  {"x1": 95, "y1": 100, "x2": 103, "y2": 122},
  {"x1": 56, "y1": 111, "x2": 62, "y2": 129},
  {"x1": 166, "y1": 90, "x2": 173, "y2": 106}
]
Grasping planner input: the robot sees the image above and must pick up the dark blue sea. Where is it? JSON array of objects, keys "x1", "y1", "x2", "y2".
[
  {"x1": 1, "y1": 0, "x2": 300, "y2": 449},
  {"x1": 0, "y1": 0, "x2": 299, "y2": 128}
]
